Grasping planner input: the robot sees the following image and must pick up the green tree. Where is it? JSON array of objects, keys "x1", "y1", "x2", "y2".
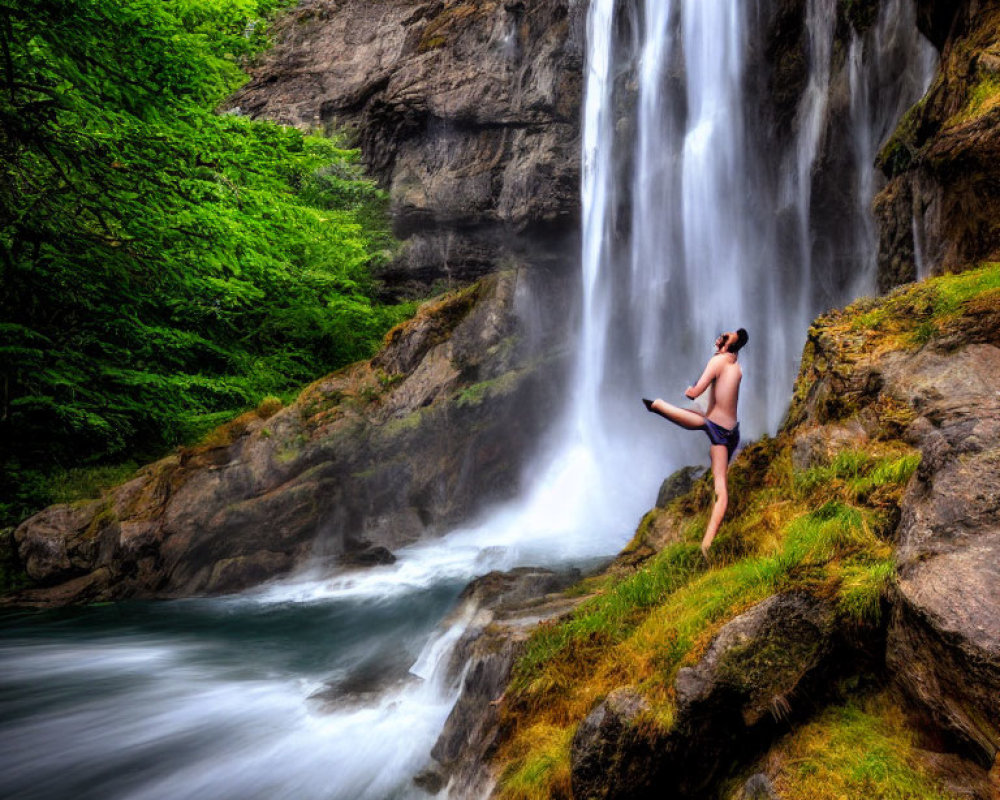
[{"x1": 0, "y1": 0, "x2": 411, "y2": 525}]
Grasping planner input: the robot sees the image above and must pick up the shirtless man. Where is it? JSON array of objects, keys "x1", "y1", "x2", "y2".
[{"x1": 642, "y1": 328, "x2": 748, "y2": 558}]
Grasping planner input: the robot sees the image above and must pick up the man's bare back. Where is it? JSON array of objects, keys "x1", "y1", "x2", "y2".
[{"x1": 688, "y1": 350, "x2": 742, "y2": 430}]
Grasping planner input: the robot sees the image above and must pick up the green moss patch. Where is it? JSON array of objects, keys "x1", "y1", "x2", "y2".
[
  {"x1": 767, "y1": 691, "x2": 964, "y2": 800},
  {"x1": 455, "y1": 371, "x2": 523, "y2": 409},
  {"x1": 46, "y1": 462, "x2": 141, "y2": 506},
  {"x1": 417, "y1": 3, "x2": 483, "y2": 53},
  {"x1": 810, "y1": 263, "x2": 1000, "y2": 360}
]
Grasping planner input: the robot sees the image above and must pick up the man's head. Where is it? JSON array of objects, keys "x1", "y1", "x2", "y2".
[{"x1": 716, "y1": 328, "x2": 749, "y2": 354}]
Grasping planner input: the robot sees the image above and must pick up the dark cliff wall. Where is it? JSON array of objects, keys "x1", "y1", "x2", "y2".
[
  {"x1": 233, "y1": 0, "x2": 941, "y2": 301},
  {"x1": 875, "y1": 0, "x2": 1000, "y2": 289},
  {"x1": 232, "y1": 0, "x2": 586, "y2": 297}
]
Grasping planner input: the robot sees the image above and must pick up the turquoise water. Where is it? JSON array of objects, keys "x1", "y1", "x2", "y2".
[{"x1": 0, "y1": 582, "x2": 465, "y2": 800}]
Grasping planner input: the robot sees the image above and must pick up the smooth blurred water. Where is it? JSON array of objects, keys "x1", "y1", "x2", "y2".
[
  {"x1": 0, "y1": 489, "x2": 624, "y2": 800},
  {"x1": 0, "y1": 583, "x2": 469, "y2": 800}
]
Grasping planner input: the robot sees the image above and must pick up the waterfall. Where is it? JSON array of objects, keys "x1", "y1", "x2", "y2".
[
  {"x1": 571, "y1": 0, "x2": 937, "y2": 480},
  {"x1": 577, "y1": 0, "x2": 617, "y2": 452}
]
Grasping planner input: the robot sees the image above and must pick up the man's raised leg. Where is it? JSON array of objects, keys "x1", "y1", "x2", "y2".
[{"x1": 645, "y1": 398, "x2": 706, "y2": 430}]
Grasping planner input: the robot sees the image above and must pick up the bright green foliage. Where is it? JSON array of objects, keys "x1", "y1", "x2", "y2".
[
  {"x1": 0, "y1": 0, "x2": 411, "y2": 525},
  {"x1": 768, "y1": 691, "x2": 963, "y2": 800}
]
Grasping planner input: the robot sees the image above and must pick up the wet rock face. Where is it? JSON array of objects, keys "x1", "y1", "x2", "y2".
[
  {"x1": 656, "y1": 466, "x2": 706, "y2": 509},
  {"x1": 10, "y1": 273, "x2": 568, "y2": 604},
  {"x1": 794, "y1": 322, "x2": 1000, "y2": 768},
  {"x1": 427, "y1": 566, "x2": 585, "y2": 797},
  {"x1": 916, "y1": 0, "x2": 965, "y2": 50},
  {"x1": 875, "y1": 1, "x2": 1000, "y2": 289},
  {"x1": 232, "y1": 0, "x2": 585, "y2": 295}
]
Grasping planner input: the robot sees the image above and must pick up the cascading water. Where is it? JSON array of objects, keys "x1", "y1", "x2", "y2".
[
  {"x1": 0, "y1": 3, "x2": 937, "y2": 799},
  {"x1": 587, "y1": 0, "x2": 936, "y2": 454}
]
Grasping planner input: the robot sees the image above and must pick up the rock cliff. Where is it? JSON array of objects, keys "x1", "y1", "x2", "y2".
[
  {"x1": 7, "y1": 271, "x2": 567, "y2": 604},
  {"x1": 875, "y1": 0, "x2": 1000, "y2": 288},
  {"x1": 231, "y1": 0, "x2": 586, "y2": 296}
]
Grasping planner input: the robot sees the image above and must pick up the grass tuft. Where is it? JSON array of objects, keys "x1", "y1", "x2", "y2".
[
  {"x1": 768, "y1": 690, "x2": 963, "y2": 800},
  {"x1": 836, "y1": 559, "x2": 895, "y2": 625},
  {"x1": 496, "y1": 724, "x2": 576, "y2": 800}
]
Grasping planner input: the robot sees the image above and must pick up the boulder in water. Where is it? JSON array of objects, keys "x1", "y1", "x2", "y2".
[{"x1": 340, "y1": 545, "x2": 396, "y2": 567}]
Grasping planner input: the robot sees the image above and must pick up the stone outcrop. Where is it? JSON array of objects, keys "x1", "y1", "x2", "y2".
[
  {"x1": 426, "y1": 566, "x2": 586, "y2": 797},
  {"x1": 791, "y1": 293, "x2": 1000, "y2": 768},
  {"x1": 568, "y1": 593, "x2": 854, "y2": 800},
  {"x1": 570, "y1": 687, "x2": 653, "y2": 800},
  {"x1": 231, "y1": 0, "x2": 586, "y2": 296},
  {"x1": 875, "y1": 0, "x2": 1000, "y2": 289},
  {"x1": 8, "y1": 272, "x2": 568, "y2": 604},
  {"x1": 885, "y1": 346, "x2": 1000, "y2": 764},
  {"x1": 655, "y1": 466, "x2": 706, "y2": 509}
]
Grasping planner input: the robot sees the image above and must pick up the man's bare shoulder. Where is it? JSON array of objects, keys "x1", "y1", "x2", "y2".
[{"x1": 704, "y1": 353, "x2": 725, "y2": 371}]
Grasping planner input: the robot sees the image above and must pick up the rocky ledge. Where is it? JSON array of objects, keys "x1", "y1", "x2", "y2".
[
  {"x1": 6, "y1": 271, "x2": 566, "y2": 604},
  {"x1": 427, "y1": 266, "x2": 1000, "y2": 799},
  {"x1": 875, "y1": 0, "x2": 1000, "y2": 287}
]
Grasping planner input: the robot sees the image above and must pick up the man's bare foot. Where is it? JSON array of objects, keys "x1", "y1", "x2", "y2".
[
  {"x1": 700, "y1": 543, "x2": 711, "y2": 562},
  {"x1": 489, "y1": 693, "x2": 506, "y2": 707}
]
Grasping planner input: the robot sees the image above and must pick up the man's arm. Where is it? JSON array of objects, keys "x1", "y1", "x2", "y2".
[{"x1": 685, "y1": 356, "x2": 721, "y2": 399}]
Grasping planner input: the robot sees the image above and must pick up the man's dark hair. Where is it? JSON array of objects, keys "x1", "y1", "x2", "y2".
[{"x1": 731, "y1": 328, "x2": 749, "y2": 353}]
